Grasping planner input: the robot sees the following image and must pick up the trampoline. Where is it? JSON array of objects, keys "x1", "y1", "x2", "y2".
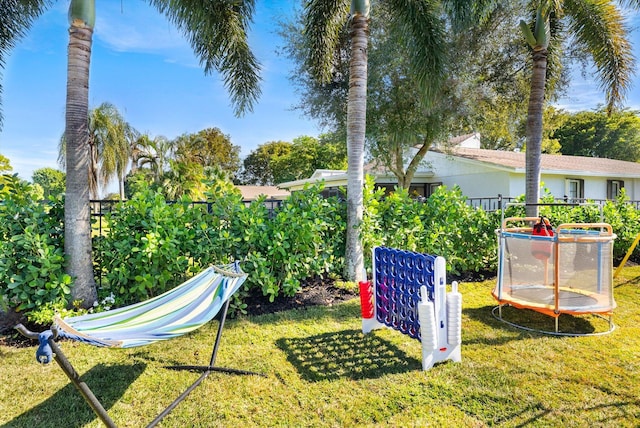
[{"x1": 493, "y1": 215, "x2": 617, "y2": 336}]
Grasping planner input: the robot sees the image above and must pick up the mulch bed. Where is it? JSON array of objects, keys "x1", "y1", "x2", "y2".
[{"x1": 242, "y1": 276, "x2": 359, "y2": 316}]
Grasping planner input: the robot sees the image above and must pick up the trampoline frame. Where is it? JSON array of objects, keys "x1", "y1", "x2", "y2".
[{"x1": 494, "y1": 204, "x2": 616, "y2": 336}]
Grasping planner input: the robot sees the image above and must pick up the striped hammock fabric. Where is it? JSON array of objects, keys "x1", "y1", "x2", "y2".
[{"x1": 52, "y1": 263, "x2": 247, "y2": 348}]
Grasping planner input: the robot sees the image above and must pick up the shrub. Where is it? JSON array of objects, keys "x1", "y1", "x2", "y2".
[
  {"x1": 0, "y1": 177, "x2": 71, "y2": 312},
  {"x1": 94, "y1": 190, "x2": 194, "y2": 306},
  {"x1": 363, "y1": 181, "x2": 498, "y2": 277}
]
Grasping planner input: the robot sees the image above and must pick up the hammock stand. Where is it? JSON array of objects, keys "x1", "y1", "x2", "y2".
[{"x1": 15, "y1": 263, "x2": 262, "y2": 428}]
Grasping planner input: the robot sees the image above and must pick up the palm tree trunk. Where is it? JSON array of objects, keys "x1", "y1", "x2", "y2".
[
  {"x1": 525, "y1": 48, "x2": 547, "y2": 217},
  {"x1": 345, "y1": 13, "x2": 368, "y2": 282},
  {"x1": 65, "y1": 20, "x2": 97, "y2": 306},
  {"x1": 118, "y1": 176, "x2": 125, "y2": 200}
]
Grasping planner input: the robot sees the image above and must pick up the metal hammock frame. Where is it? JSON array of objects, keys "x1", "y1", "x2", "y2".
[{"x1": 15, "y1": 263, "x2": 262, "y2": 427}]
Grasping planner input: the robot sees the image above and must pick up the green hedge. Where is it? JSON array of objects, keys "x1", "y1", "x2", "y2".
[
  {"x1": 93, "y1": 184, "x2": 345, "y2": 313},
  {"x1": 0, "y1": 176, "x2": 71, "y2": 312},
  {"x1": 3, "y1": 175, "x2": 640, "y2": 319}
]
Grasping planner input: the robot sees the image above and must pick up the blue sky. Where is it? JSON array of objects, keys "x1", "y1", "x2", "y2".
[
  {"x1": 0, "y1": 0, "x2": 316, "y2": 189},
  {"x1": 1, "y1": 1, "x2": 640, "y2": 195}
]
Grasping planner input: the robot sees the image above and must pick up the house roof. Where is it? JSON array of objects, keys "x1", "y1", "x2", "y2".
[
  {"x1": 279, "y1": 146, "x2": 640, "y2": 191},
  {"x1": 444, "y1": 148, "x2": 640, "y2": 177},
  {"x1": 236, "y1": 185, "x2": 290, "y2": 200}
]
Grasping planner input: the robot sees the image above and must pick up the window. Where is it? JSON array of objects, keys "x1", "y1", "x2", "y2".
[
  {"x1": 607, "y1": 180, "x2": 624, "y2": 200},
  {"x1": 565, "y1": 178, "x2": 584, "y2": 202},
  {"x1": 426, "y1": 182, "x2": 442, "y2": 197}
]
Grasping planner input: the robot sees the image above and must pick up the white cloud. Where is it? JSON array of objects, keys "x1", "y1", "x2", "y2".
[{"x1": 93, "y1": 2, "x2": 195, "y2": 68}]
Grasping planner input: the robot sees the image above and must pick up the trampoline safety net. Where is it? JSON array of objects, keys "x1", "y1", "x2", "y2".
[{"x1": 494, "y1": 227, "x2": 616, "y2": 315}]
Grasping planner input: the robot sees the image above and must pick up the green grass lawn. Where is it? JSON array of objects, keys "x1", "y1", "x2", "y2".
[{"x1": 1, "y1": 268, "x2": 639, "y2": 427}]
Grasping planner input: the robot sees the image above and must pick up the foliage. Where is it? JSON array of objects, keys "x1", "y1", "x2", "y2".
[
  {"x1": 239, "y1": 140, "x2": 292, "y2": 185},
  {"x1": 271, "y1": 135, "x2": 347, "y2": 184},
  {"x1": 124, "y1": 168, "x2": 158, "y2": 198},
  {"x1": 24, "y1": 301, "x2": 83, "y2": 326},
  {"x1": 131, "y1": 134, "x2": 173, "y2": 182},
  {"x1": 173, "y1": 128, "x2": 241, "y2": 178},
  {"x1": 94, "y1": 190, "x2": 195, "y2": 307},
  {"x1": 239, "y1": 135, "x2": 347, "y2": 186},
  {"x1": 0, "y1": 177, "x2": 71, "y2": 312},
  {"x1": 58, "y1": 102, "x2": 137, "y2": 199},
  {"x1": 362, "y1": 178, "x2": 497, "y2": 276},
  {"x1": 95, "y1": 182, "x2": 345, "y2": 312},
  {"x1": 601, "y1": 190, "x2": 640, "y2": 260},
  {"x1": 31, "y1": 167, "x2": 65, "y2": 199},
  {"x1": 9, "y1": 175, "x2": 640, "y2": 318},
  {"x1": 0, "y1": 154, "x2": 12, "y2": 173},
  {"x1": 553, "y1": 108, "x2": 640, "y2": 161}
]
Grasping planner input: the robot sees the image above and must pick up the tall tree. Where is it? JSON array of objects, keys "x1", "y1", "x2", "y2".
[
  {"x1": 520, "y1": 0, "x2": 636, "y2": 216},
  {"x1": 0, "y1": 153, "x2": 12, "y2": 173},
  {"x1": 93, "y1": 103, "x2": 138, "y2": 200},
  {"x1": 32, "y1": 167, "x2": 65, "y2": 199},
  {"x1": 131, "y1": 134, "x2": 174, "y2": 181},
  {"x1": 173, "y1": 127, "x2": 241, "y2": 177},
  {"x1": 302, "y1": 0, "x2": 491, "y2": 281},
  {"x1": 64, "y1": 0, "x2": 98, "y2": 305},
  {"x1": 1, "y1": 0, "x2": 261, "y2": 307},
  {"x1": 240, "y1": 140, "x2": 292, "y2": 185},
  {"x1": 59, "y1": 102, "x2": 138, "y2": 199},
  {"x1": 554, "y1": 108, "x2": 640, "y2": 162}
]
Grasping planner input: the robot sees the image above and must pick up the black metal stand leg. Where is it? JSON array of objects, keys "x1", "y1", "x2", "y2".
[
  {"x1": 147, "y1": 299, "x2": 264, "y2": 427},
  {"x1": 15, "y1": 299, "x2": 264, "y2": 428}
]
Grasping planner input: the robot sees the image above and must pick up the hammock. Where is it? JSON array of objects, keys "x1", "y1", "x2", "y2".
[
  {"x1": 15, "y1": 262, "x2": 261, "y2": 428},
  {"x1": 51, "y1": 263, "x2": 247, "y2": 348}
]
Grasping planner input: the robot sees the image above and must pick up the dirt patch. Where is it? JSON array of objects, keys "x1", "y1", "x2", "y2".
[{"x1": 243, "y1": 276, "x2": 359, "y2": 316}]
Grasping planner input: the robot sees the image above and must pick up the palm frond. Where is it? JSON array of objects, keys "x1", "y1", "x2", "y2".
[
  {"x1": 385, "y1": 0, "x2": 447, "y2": 97},
  {"x1": 442, "y1": 0, "x2": 499, "y2": 30},
  {"x1": 149, "y1": 0, "x2": 261, "y2": 116},
  {"x1": 303, "y1": 0, "x2": 350, "y2": 83},
  {"x1": 0, "y1": 0, "x2": 51, "y2": 128},
  {"x1": 564, "y1": 0, "x2": 635, "y2": 112}
]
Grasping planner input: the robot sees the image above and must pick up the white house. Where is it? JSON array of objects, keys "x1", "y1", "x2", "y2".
[{"x1": 278, "y1": 134, "x2": 640, "y2": 203}]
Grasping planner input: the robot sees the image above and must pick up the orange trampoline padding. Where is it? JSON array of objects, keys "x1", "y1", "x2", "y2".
[{"x1": 492, "y1": 284, "x2": 615, "y2": 318}]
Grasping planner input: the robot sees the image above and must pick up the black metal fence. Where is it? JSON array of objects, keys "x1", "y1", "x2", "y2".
[
  {"x1": 90, "y1": 194, "x2": 640, "y2": 236},
  {"x1": 89, "y1": 198, "x2": 285, "y2": 236}
]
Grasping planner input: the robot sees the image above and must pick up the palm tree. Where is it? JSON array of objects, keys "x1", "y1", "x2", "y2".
[
  {"x1": 520, "y1": 0, "x2": 636, "y2": 216},
  {"x1": 58, "y1": 102, "x2": 134, "y2": 199},
  {"x1": 2, "y1": 0, "x2": 261, "y2": 307},
  {"x1": 132, "y1": 134, "x2": 174, "y2": 182},
  {"x1": 93, "y1": 103, "x2": 138, "y2": 200},
  {"x1": 303, "y1": 0, "x2": 484, "y2": 281}
]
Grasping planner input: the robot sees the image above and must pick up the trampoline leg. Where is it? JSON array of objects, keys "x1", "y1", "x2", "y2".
[
  {"x1": 555, "y1": 316, "x2": 559, "y2": 333},
  {"x1": 609, "y1": 315, "x2": 614, "y2": 331}
]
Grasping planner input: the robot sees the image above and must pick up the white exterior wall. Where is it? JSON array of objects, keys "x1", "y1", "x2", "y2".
[
  {"x1": 282, "y1": 148, "x2": 640, "y2": 203},
  {"x1": 427, "y1": 152, "x2": 512, "y2": 198},
  {"x1": 540, "y1": 174, "x2": 640, "y2": 201},
  {"x1": 424, "y1": 151, "x2": 640, "y2": 201}
]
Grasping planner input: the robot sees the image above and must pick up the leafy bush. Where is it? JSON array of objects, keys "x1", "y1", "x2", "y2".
[
  {"x1": 602, "y1": 191, "x2": 640, "y2": 262},
  {"x1": 94, "y1": 190, "x2": 194, "y2": 306},
  {"x1": 362, "y1": 180, "x2": 497, "y2": 276},
  {"x1": 94, "y1": 183, "x2": 345, "y2": 311},
  {"x1": 9, "y1": 170, "x2": 640, "y2": 319},
  {"x1": 247, "y1": 187, "x2": 345, "y2": 300},
  {"x1": 0, "y1": 176, "x2": 71, "y2": 312}
]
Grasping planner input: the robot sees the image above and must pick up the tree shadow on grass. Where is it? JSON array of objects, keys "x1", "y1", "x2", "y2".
[
  {"x1": 5, "y1": 362, "x2": 146, "y2": 428},
  {"x1": 276, "y1": 329, "x2": 421, "y2": 382},
  {"x1": 464, "y1": 305, "x2": 611, "y2": 344}
]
